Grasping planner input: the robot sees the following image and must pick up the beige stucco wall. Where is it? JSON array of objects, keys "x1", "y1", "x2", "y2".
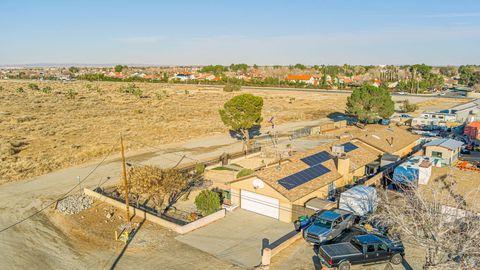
[
  {"x1": 229, "y1": 165, "x2": 368, "y2": 223},
  {"x1": 230, "y1": 177, "x2": 292, "y2": 222},
  {"x1": 393, "y1": 140, "x2": 419, "y2": 157},
  {"x1": 424, "y1": 145, "x2": 457, "y2": 164}
]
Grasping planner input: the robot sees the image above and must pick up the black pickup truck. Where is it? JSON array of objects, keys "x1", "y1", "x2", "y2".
[{"x1": 318, "y1": 234, "x2": 404, "y2": 270}]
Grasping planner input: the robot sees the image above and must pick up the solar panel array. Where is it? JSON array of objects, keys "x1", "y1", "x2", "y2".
[
  {"x1": 301, "y1": 151, "x2": 332, "y2": 166},
  {"x1": 277, "y1": 143, "x2": 358, "y2": 190},
  {"x1": 278, "y1": 164, "x2": 331, "y2": 190},
  {"x1": 342, "y1": 142, "x2": 358, "y2": 152}
]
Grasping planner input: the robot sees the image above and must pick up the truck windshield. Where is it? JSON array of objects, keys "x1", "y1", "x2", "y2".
[{"x1": 313, "y1": 219, "x2": 332, "y2": 228}]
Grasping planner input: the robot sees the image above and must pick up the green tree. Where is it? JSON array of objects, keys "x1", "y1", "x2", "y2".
[
  {"x1": 200, "y1": 65, "x2": 226, "y2": 76},
  {"x1": 458, "y1": 65, "x2": 477, "y2": 86},
  {"x1": 410, "y1": 64, "x2": 432, "y2": 76},
  {"x1": 294, "y1": 63, "x2": 307, "y2": 70},
  {"x1": 28, "y1": 83, "x2": 39, "y2": 91},
  {"x1": 69, "y1": 66, "x2": 80, "y2": 73},
  {"x1": 400, "y1": 99, "x2": 418, "y2": 113},
  {"x1": 346, "y1": 84, "x2": 394, "y2": 123},
  {"x1": 114, "y1": 65, "x2": 124, "y2": 72},
  {"x1": 195, "y1": 190, "x2": 221, "y2": 216},
  {"x1": 223, "y1": 83, "x2": 241, "y2": 92},
  {"x1": 219, "y1": 94, "x2": 263, "y2": 151},
  {"x1": 439, "y1": 66, "x2": 458, "y2": 77}
]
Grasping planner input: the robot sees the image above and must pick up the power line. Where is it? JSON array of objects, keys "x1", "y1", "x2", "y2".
[
  {"x1": 128, "y1": 138, "x2": 199, "y2": 163},
  {"x1": 0, "y1": 143, "x2": 117, "y2": 234}
]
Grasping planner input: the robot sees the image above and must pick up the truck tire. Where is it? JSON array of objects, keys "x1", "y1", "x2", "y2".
[
  {"x1": 391, "y1": 253, "x2": 403, "y2": 265},
  {"x1": 338, "y1": 261, "x2": 351, "y2": 270}
]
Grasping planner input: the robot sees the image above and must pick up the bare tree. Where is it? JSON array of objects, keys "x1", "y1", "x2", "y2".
[
  {"x1": 372, "y1": 174, "x2": 480, "y2": 270},
  {"x1": 121, "y1": 165, "x2": 203, "y2": 214}
]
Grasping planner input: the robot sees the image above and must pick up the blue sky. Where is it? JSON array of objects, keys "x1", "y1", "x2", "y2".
[{"x1": 1, "y1": 0, "x2": 479, "y2": 66}]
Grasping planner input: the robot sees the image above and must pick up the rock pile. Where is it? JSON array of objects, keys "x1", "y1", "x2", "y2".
[{"x1": 56, "y1": 193, "x2": 93, "y2": 215}]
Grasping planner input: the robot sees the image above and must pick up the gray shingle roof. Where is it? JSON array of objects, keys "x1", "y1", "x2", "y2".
[{"x1": 424, "y1": 138, "x2": 464, "y2": 150}]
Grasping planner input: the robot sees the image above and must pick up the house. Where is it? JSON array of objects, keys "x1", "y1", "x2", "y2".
[
  {"x1": 443, "y1": 99, "x2": 480, "y2": 123},
  {"x1": 392, "y1": 156, "x2": 432, "y2": 186},
  {"x1": 286, "y1": 75, "x2": 315, "y2": 85},
  {"x1": 423, "y1": 138, "x2": 464, "y2": 165},
  {"x1": 464, "y1": 121, "x2": 480, "y2": 140},
  {"x1": 411, "y1": 111, "x2": 458, "y2": 131},
  {"x1": 173, "y1": 72, "x2": 195, "y2": 81},
  {"x1": 344, "y1": 125, "x2": 421, "y2": 158},
  {"x1": 228, "y1": 139, "x2": 383, "y2": 223}
]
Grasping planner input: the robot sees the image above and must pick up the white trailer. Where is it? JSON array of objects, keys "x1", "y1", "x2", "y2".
[{"x1": 338, "y1": 186, "x2": 377, "y2": 217}]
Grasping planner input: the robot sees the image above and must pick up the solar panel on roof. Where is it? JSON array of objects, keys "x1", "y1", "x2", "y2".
[
  {"x1": 342, "y1": 142, "x2": 358, "y2": 152},
  {"x1": 278, "y1": 164, "x2": 331, "y2": 190},
  {"x1": 301, "y1": 151, "x2": 332, "y2": 166}
]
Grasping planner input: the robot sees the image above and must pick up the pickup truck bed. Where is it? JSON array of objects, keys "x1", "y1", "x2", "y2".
[{"x1": 320, "y1": 243, "x2": 362, "y2": 258}]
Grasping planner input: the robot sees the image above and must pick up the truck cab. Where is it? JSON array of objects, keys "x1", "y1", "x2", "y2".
[{"x1": 303, "y1": 209, "x2": 354, "y2": 245}]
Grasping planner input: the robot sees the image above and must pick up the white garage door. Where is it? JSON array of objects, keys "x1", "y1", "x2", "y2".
[{"x1": 241, "y1": 190, "x2": 280, "y2": 219}]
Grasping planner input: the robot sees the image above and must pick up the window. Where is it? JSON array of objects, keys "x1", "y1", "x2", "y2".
[
  {"x1": 327, "y1": 182, "x2": 336, "y2": 199},
  {"x1": 378, "y1": 243, "x2": 388, "y2": 251},
  {"x1": 431, "y1": 151, "x2": 443, "y2": 158},
  {"x1": 367, "y1": 245, "x2": 375, "y2": 252}
]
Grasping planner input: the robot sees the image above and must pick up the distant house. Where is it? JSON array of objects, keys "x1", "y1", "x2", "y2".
[
  {"x1": 173, "y1": 72, "x2": 195, "y2": 81},
  {"x1": 464, "y1": 121, "x2": 480, "y2": 140},
  {"x1": 411, "y1": 112, "x2": 458, "y2": 130},
  {"x1": 445, "y1": 99, "x2": 480, "y2": 122},
  {"x1": 286, "y1": 75, "x2": 315, "y2": 84},
  {"x1": 423, "y1": 138, "x2": 464, "y2": 165}
]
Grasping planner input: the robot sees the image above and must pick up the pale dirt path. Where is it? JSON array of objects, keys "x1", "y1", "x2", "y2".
[{"x1": 0, "y1": 118, "x2": 329, "y2": 270}]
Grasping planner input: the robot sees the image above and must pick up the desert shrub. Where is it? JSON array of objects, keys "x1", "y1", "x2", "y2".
[
  {"x1": 195, "y1": 163, "x2": 205, "y2": 174},
  {"x1": 0, "y1": 86, "x2": 4, "y2": 91},
  {"x1": 16, "y1": 87, "x2": 24, "y2": 93},
  {"x1": 65, "y1": 89, "x2": 78, "y2": 99},
  {"x1": 195, "y1": 190, "x2": 221, "y2": 216},
  {"x1": 118, "y1": 83, "x2": 143, "y2": 97},
  {"x1": 223, "y1": 83, "x2": 241, "y2": 92},
  {"x1": 185, "y1": 90, "x2": 189, "y2": 95},
  {"x1": 28, "y1": 83, "x2": 39, "y2": 91},
  {"x1": 236, "y1": 168, "x2": 254, "y2": 178},
  {"x1": 41, "y1": 86, "x2": 53, "y2": 93},
  {"x1": 400, "y1": 99, "x2": 418, "y2": 113}
]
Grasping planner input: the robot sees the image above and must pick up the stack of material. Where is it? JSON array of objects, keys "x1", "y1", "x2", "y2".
[{"x1": 56, "y1": 193, "x2": 93, "y2": 215}]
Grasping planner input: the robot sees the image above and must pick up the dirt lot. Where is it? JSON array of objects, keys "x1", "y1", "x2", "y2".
[
  {"x1": 45, "y1": 201, "x2": 242, "y2": 270},
  {"x1": 0, "y1": 80, "x2": 465, "y2": 183}
]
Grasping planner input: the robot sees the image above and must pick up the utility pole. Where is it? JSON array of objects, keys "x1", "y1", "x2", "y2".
[{"x1": 120, "y1": 134, "x2": 130, "y2": 221}]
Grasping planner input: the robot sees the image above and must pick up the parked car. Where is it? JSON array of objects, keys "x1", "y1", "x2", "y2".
[
  {"x1": 318, "y1": 234, "x2": 405, "y2": 270},
  {"x1": 303, "y1": 209, "x2": 354, "y2": 245},
  {"x1": 461, "y1": 149, "x2": 471, "y2": 155}
]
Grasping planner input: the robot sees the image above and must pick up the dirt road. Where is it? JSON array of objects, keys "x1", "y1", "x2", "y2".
[{"x1": 0, "y1": 118, "x2": 331, "y2": 270}]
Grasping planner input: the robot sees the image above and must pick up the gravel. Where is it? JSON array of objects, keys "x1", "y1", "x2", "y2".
[{"x1": 56, "y1": 193, "x2": 93, "y2": 215}]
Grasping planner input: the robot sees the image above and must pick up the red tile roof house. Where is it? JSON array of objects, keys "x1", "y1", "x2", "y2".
[
  {"x1": 464, "y1": 121, "x2": 480, "y2": 140},
  {"x1": 286, "y1": 75, "x2": 316, "y2": 85}
]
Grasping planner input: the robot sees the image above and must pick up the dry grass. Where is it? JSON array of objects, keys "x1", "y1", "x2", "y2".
[{"x1": 0, "y1": 80, "x2": 462, "y2": 183}]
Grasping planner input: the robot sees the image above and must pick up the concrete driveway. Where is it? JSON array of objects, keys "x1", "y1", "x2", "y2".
[{"x1": 176, "y1": 209, "x2": 294, "y2": 268}]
